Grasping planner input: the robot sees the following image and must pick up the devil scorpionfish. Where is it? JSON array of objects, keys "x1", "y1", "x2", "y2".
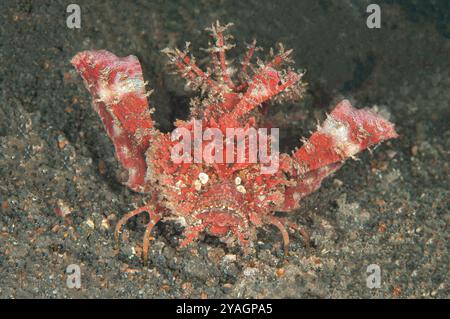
[{"x1": 71, "y1": 22, "x2": 397, "y2": 264}]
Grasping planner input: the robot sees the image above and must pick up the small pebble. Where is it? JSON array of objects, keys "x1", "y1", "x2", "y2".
[
  {"x1": 86, "y1": 218, "x2": 95, "y2": 229},
  {"x1": 101, "y1": 218, "x2": 110, "y2": 230},
  {"x1": 276, "y1": 268, "x2": 285, "y2": 278}
]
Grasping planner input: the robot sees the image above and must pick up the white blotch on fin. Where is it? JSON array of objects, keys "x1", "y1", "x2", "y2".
[{"x1": 320, "y1": 115, "x2": 361, "y2": 157}]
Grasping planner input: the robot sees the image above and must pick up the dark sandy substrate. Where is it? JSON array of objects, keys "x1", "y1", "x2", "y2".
[{"x1": 0, "y1": 1, "x2": 448, "y2": 298}]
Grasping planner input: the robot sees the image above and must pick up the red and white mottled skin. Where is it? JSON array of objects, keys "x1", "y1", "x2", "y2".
[{"x1": 71, "y1": 22, "x2": 397, "y2": 264}]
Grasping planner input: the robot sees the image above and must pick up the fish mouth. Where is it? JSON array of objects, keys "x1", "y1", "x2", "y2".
[
  {"x1": 193, "y1": 205, "x2": 246, "y2": 223},
  {"x1": 193, "y1": 204, "x2": 249, "y2": 236}
]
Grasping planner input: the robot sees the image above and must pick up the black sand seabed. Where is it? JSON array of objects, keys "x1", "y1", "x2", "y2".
[{"x1": 0, "y1": 1, "x2": 448, "y2": 298}]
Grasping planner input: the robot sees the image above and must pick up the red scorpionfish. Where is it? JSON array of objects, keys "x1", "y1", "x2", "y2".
[{"x1": 71, "y1": 22, "x2": 397, "y2": 264}]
